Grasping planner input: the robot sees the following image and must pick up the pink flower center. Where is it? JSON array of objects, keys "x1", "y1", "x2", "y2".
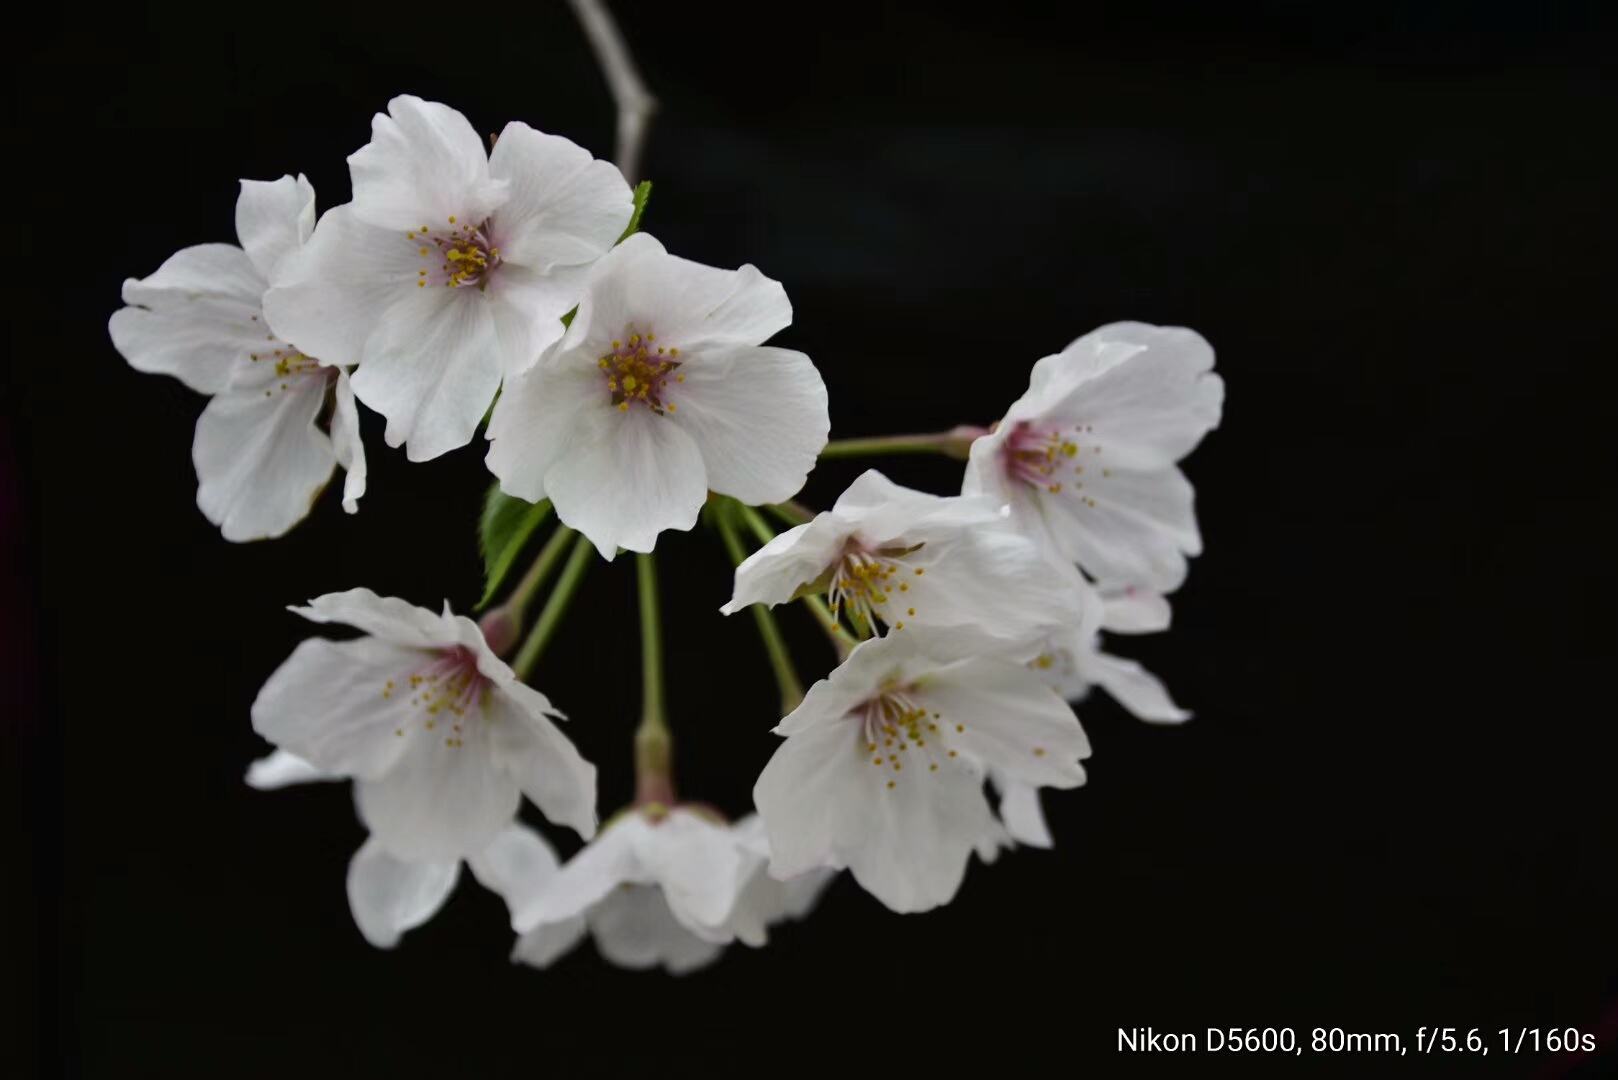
[
  {"x1": 598, "y1": 329, "x2": 682, "y2": 414},
  {"x1": 856, "y1": 688, "x2": 962, "y2": 790},
  {"x1": 409, "y1": 217, "x2": 502, "y2": 291},
  {"x1": 379, "y1": 645, "x2": 491, "y2": 750},
  {"x1": 1002, "y1": 420, "x2": 1107, "y2": 508}
]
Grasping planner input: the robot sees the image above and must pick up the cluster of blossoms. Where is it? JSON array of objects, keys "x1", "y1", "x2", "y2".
[{"x1": 110, "y1": 90, "x2": 1221, "y2": 971}]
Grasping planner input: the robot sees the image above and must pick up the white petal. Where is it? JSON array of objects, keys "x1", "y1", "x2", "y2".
[
  {"x1": 250, "y1": 636, "x2": 425, "y2": 779},
  {"x1": 355, "y1": 720, "x2": 521, "y2": 862},
  {"x1": 587, "y1": 885, "x2": 725, "y2": 975},
  {"x1": 544, "y1": 409, "x2": 708, "y2": 559},
  {"x1": 466, "y1": 822, "x2": 564, "y2": 928},
  {"x1": 235, "y1": 174, "x2": 316, "y2": 280},
  {"x1": 511, "y1": 916, "x2": 589, "y2": 969},
  {"x1": 330, "y1": 369, "x2": 368, "y2": 514},
  {"x1": 487, "y1": 121, "x2": 632, "y2": 271},
  {"x1": 754, "y1": 718, "x2": 990, "y2": 914},
  {"x1": 348, "y1": 95, "x2": 506, "y2": 232},
  {"x1": 484, "y1": 357, "x2": 611, "y2": 503},
  {"x1": 639, "y1": 810, "x2": 749, "y2": 933},
  {"x1": 289, "y1": 588, "x2": 456, "y2": 650},
  {"x1": 511, "y1": 815, "x2": 646, "y2": 931},
  {"x1": 261, "y1": 205, "x2": 418, "y2": 370},
  {"x1": 484, "y1": 682, "x2": 598, "y2": 841},
  {"x1": 485, "y1": 263, "x2": 579, "y2": 379},
  {"x1": 346, "y1": 836, "x2": 461, "y2": 949},
  {"x1": 1100, "y1": 585, "x2": 1173, "y2": 633},
  {"x1": 1081, "y1": 650, "x2": 1191, "y2": 723},
  {"x1": 109, "y1": 244, "x2": 266, "y2": 394},
  {"x1": 348, "y1": 283, "x2": 502, "y2": 461},
  {"x1": 771, "y1": 635, "x2": 894, "y2": 738},
  {"x1": 244, "y1": 749, "x2": 339, "y2": 790},
  {"x1": 923, "y1": 657, "x2": 1091, "y2": 788},
  {"x1": 721, "y1": 517, "x2": 847, "y2": 614},
  {"x1": 993, "y1": 776, "x2": 1053, "y2": 848},
  {"x1": 671, "y1": 345, "x2": 828, "y2": 505},
  {"x1": 192, "y1": 372, "x2": 335, "y2": 542},
  {"x1": 1039, "y1": 464, "x2": 1201, "y2": 590},
  {"x1": 570, "y1": 233, "x2": 792, "y2": 352}
]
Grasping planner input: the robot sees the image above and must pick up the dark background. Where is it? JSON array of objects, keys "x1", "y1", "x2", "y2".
[{"x1": 8, "y1": 1, "x2": 1615, "y2": 1076}]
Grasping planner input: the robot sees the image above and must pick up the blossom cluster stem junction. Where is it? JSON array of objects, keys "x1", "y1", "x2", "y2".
[
  {"x1": 715, "y1": 504, "x2": 804, "y2": 715},
  {"x1": 816, "y1": 426, "x2": 988, "y2": 462},
  {"x1": 512, "y1": 533, "x2": 595, "y2": 680},
  {"x1": 634, "y1": 551, "x2": 675, "y2": 807}
]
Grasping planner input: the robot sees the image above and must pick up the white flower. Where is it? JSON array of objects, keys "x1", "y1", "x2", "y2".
[
  {"x1": 999, "y1": 584, "x2": 1187, "y2": 848},
  {"x1": 753, "y1": 628, "x2": 1090, "y2": 913},
  {"x1": 963, "y1": 322, "x2": 1223, "y2": 592},
  {"x1": 245, "y1": 750, "x2": 569, "y2": 950},
  {"x1": 509, "y1": 806, "x2": 835, "y2": 974},
  {"x1": 108, "y1": 175, "x2": 366, "y2": 540},
  {"x1": 1030, "y1": 583, "x2": 1189, "y2": 722},
  {"x1": 250, "y1": 588, "x2": 596, "y2": 862},
  {"x1": 263, "y1": 95, "x2": 634, "y2": 462},
  {"x1": 485, "y1": 232, "x2": 830, "y2": 559},
  {"x1": 723, "y1": 468, "x2": 1095, "y2": 646}
]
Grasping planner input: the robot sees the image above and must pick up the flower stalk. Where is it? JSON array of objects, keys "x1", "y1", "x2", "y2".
[
  {"x1": 816, "y1": 425, "x2": 988, "y2": 462},
  {"x1": 511, "y1": 533, "x2": 595, "y2": 680},
  {"x1": 481, "y1": 524, "x2": 578, "y2": 655},
  {"x1": 715, "y1": 505, "x2": 804, "y2": 715},
  {"x1": 634, "y1": 551, "x2": 675, "y2": 807}
]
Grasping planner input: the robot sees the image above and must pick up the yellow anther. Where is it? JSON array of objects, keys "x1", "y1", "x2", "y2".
[
  {"x1": 1034, "y1": 748, "x2": 1046, "y2": 757},
  {"x1": 618, "y1": 402, "x2": 629, "y2": 411},
  {"x1": 448, "y1": 215, "x2": 457, "y2": 223}
]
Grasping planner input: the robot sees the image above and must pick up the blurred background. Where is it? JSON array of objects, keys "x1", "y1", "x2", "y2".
[{"x1": 8, "y1": 1, "x2": 1615, "y2": 1076}]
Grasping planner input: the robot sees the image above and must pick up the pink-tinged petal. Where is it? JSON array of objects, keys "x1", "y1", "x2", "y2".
[
  {"x1": 354, "y1": 720, "x2": 521, "y2": 862},
  {"x1": 348, "y1": 282, "x2": 502, "y2": 461},
  {"x1": 235, "y1": 174, "x2": 316, "y2": 280},
  {"x1": 484, "y1": 358, "x2": 610, "y2": 503},
  {"x1": 346, "y1": 836, "x2": 461, "y2": 949},
  {"x1": 672, "y1": 345, "x2": 828, "y2": 505},
  {"x1": 1100, "y1": 585, "x2": 1174, "y2": 633},
  {"x1": 544, "y1": 409, "x2": 708, "y2": 559},
  {"x1": 110, "y1": 244, "x2": 267, "y2": 395},
  {"x1": 511, "y1": 815, "x2": 646, "y2": 931},
  {"x1": 1038, "y1": 464, "x2": 1200, "y2": 590},
  {"x1": 289, "y1": 588, "x2": 456, "y2": 650},
  {"x1": 466, "y1": 823, "x2": 564, "y2": 930},
  {"x1": 487, "y1": 121, "x2": 632, "y2": 271},
  {"x1": 261, "y1": 205, "x2": 420, "y2": 369},
  {"x1": 484, "y1": 681, "x2": 598, "y2": 841},
  {"x1": 586, "y1": 885, "x2": 725, "y2": 975},
  {"x1": 249, "y1": 636, "x2": 427, "y2": 779},
  {"x1": 330, "y1": 369, "x2": 367, "y2": 514},
  {"x1": 922, "y1": 657, "x2": 1091, "y2": 789},
  {"x1": 1081, "y1": 649, "x2": 1191, "y2": 723},
  {"x1": 192, "y1": 370, "x2": 335, "y2": 542},
  {"x1": 348, "y1": 95, "x2": 506, "y2": 232},
  {"x1": 244, "y1": 749, "x2": 339, "y2": 790}
]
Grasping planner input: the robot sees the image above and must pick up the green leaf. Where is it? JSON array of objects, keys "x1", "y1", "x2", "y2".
[
  {"x1": 616, "y1": 180, "x2": 652, "y2": 245},
  {"x1": 477, "y1": 484, "x2": 552, "y2": 610}
]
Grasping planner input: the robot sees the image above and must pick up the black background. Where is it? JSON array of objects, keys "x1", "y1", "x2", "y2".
[{"x1": 9, "y1": 2, "x2": 1616, "y2": 1076}]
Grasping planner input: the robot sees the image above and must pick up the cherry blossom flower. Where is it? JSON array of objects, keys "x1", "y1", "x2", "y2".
[
  {"x1": 263, "y1": 95, "x2": 634, "y2": 461},
  {"x1": 753, "y1": 628, "x2": 1090, "y2": 913},
  {"x1": 250, "y1": 588, "x2": 596, "y2": 862},
  {"x1": 509, "y1": 807, "x2": 835, "y2": 974},
  {"x1": 964, "y1": 322, "x2": 1223, "y2": 591},
  {"x1": 723, "y1": 468, "x2": 1094, "y2": 645},
  {"x1": 108, "y1": 175, "x2": 365, "y2": 540},
  {"x1": 485, "y1": 232, "x2": 829, "y2": 558}
]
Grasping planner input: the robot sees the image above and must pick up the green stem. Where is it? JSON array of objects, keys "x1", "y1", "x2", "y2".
[
  {"x1": 765, "y1": 499, "x2": 814, "y2": 528},
  {"x1": 817, "y1": 426, "x2": 986, "y2": 461},
  {"x1": 737, "y1": 504, "x2": 850, "y2": 660},
  {"x1": 507, "y1": 524, "x2": 576, "y2": 620},
  {"x1": 634, "y1": 552, "x2": 675, "y2": 806},
  {"x1": 715, "y1": 509, "x2": 804, "y2": 715},
  {"x1": 511, "y1": 533, "x2": 594, "y2": 680}
]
